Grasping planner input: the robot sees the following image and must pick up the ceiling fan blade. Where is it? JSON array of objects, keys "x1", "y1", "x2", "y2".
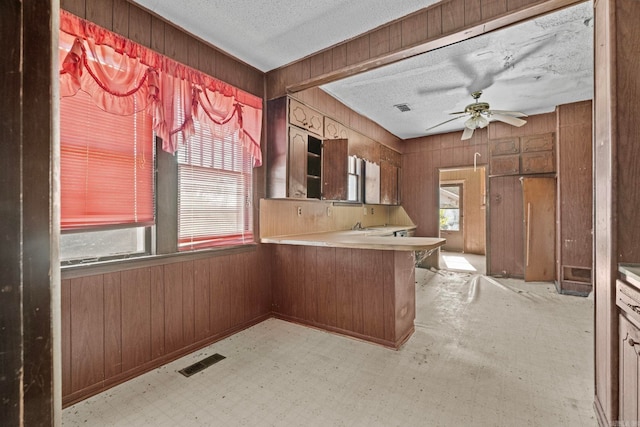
[
  {"x1": 461, "y1": 127, "x2": 475, "y2": 140},
  {"x1": 425, "y1": 115, "x2": 465, "y2": 131},
  {"x1": 491, "y1": 113, "x2": 527, "y2": 127},
  {"x1": 489, "y1": 109, "x2": 528, "y2": 118},
  {"x1": 449, "y1": 111, "x2": 466, "y2": 115}
]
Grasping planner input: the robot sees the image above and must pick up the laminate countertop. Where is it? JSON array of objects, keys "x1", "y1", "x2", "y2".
[
  {"x1": 620, "y1": 263, "x2": 640, "y2": 290},
  {"x1": 261, "y1": 226, "x2": 446, "y2": 252}
]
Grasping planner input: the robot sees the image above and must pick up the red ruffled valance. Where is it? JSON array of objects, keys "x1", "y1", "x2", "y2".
[{"x1": 59, "y1": 10, "x2": 263, "y2": 166}]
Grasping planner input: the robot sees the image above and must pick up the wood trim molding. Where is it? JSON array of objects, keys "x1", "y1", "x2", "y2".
[{"x1": 266, "y1": 0, "x2": 585, "y2": 99}]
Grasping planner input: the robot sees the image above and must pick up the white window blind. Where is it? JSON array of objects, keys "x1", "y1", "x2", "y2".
[{"x1": 176, "y1": 107, "x2": 253, "y2": 251}]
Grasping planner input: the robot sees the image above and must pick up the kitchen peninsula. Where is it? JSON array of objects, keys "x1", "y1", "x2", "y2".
[{"x1": 260, "y1": 199, "x2": 445, "y2": 349}]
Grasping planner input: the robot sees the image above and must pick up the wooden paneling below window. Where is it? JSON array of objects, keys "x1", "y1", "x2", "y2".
[{"x1": 61, "y1": 248, "x2": 271, "y2": 407}]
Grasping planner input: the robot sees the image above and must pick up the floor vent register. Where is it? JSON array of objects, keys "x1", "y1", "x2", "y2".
[{"x1": 178, "y1": 353, "x2": 226, "y2": 377}]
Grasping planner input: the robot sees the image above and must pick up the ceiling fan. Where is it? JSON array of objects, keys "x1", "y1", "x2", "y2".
[{"x1": 426, "y1": 91, "x2": 527, "y2": 140}]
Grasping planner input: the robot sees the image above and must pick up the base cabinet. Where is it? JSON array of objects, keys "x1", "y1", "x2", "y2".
[
  {"x1": 618, "y1": 277, "x2": 640, "y2": 424},
  {"x1": 271, "y1": 245, "x2": 415, "y2": 349},
  {"x1": 619, "y1": 313, "x2": 640, "y2": 422}
]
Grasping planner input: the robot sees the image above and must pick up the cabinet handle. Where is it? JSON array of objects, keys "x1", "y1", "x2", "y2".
[
  {"x1": 626, "y1": 302, "x2": 640, "y2": 315},
  {"x1": 526, "y1": 202, "x2": 531, "y2": 267},
  {"x1": 629, "y1": 337, "x2": 638, "y2": 347}
]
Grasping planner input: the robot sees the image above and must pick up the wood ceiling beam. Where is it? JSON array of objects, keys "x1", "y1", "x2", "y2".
[{"x1": 266, "y1": 0, "x2": 586, "y2": 99}]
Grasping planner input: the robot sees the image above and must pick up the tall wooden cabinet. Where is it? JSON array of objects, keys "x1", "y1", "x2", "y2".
[{"x1": 488, "y1": 133, "x2": 556, "y2": 280}]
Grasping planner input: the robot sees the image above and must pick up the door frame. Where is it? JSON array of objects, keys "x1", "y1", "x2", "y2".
[{"x1": 438, "y1": 166, "x2": 488, "y2": 260}]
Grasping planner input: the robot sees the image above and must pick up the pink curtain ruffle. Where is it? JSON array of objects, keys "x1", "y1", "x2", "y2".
[{"x1": 59, "y1": 10, "x2": 263, "y2": 167}]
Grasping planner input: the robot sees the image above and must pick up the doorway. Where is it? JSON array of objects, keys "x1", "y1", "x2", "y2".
[
  {"x1": 439, "y1": 183, "x2": 463, "y2": 252},
  {"x1": 438, "y1": 167, "x2": 487, "y2": 272}
]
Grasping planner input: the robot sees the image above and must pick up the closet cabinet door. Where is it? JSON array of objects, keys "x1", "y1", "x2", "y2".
[
  {"x1": 288, "y1": 127, "x2": 308, "y2": 198},
  {"x1": 322, "y1": 138, "x2": 348, "y2": 200},
  {"x1": 522, "y1": 177, "x2": 556, "y2": 281},
  {"x1": 380, "y1": 161, "x2": 399, "y2": 205},
  {"x1": 620, "y1": 314, "x2": 640, "y2": 423}
]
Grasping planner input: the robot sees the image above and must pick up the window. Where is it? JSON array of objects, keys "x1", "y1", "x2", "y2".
[
  {"x1": 59, "y1": 90, "x2": 154, "y2": 262},
  {"x1": 176, "y1": 111, "x2": 254, "y2": 251},
  {"x1": 440, "y1": 184, "x2": 461, "y2": 231},
  {"x1": 58, "y1": 11, "x2": 261, "y2": 262}
]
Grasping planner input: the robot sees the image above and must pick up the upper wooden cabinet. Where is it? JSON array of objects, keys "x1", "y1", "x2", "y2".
[
  {"x1": 521, "y1": 134, "x2": 554, "y2": 153},
  {"x1": 324, "y1": 117, "x2": 349, "y2": 139},
  {"x1": 379, "y1": 145, "x2": 401, "y2": 205},
  {"x1": 287, "y1": 126, "x2": 314, "y2": 199},
  {"x1": 267, "y1": 96, "x2": 401, "y2": 203},
  {"x1": 489, "y1": 154, "x2": 520, "y2": 176},
  {"x1": 489, "y1": 133, "x2": 555, "y2": 177},
  {"x1": 489, "y1": 137, "x2": 520, "y2": 156},
  {"x1": 288, "y1": 98, "x2": 324, "y2": 137},
  {"x1": 380, "y1": 161, "x2": 399, "y2": 205},
  {"x1": 322, "y1": 139, "x2": 349, "y2": 200},
  {"x1": 521, "y1": 151, "x2": 555, "y2": 174}
]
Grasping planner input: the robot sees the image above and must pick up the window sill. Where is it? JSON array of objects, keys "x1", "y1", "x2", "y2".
[{"x1": 61, "y1": 243, "x2": 258, "y2": 279}]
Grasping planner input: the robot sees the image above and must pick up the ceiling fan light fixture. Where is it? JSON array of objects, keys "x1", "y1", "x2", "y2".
[{"x1": 464, "y1": 116, "x2": 479, "y2": 129}]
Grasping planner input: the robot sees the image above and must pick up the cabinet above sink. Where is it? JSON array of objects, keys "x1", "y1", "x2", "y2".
[{"x1": 266, "y1": 96, "x2": 401, "y2": 205}]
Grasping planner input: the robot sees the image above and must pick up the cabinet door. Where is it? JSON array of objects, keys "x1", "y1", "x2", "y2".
[
  {"x1": 521, "y1": 150, "x2": 555, "y2": 174},
  {"x1": 322, "y1": 138, "x2": 348, "y2": 200},
  {"x1": 364, "y1": 161, "x2": 381, "y2": 204},
  {"x1": 489, "y1": 137, "x2": 520, "y2": 156},
  {"x1": 489, "y1": 154, "x2": 520, "y2": 176},
  {"x1": 620, "y1": 314, "x2": 640, "y2": 422},
  {"x1": 522, "y1": 177, "x2": 556, "y2": 281},
  {"x1": 289, "y1": 99, "x2": 323, "y2": 137},
  {"x1": 324, "y1": 117, "x2": 349, "y2": 139},
  {"x1": 288, "y1": 127, "x2": 308, "y2": 198},
  {"x1": 521, "y1": 133, "x2": 554, "y2": 152},
  {"x1": 380, "y1": 161, "x2": 399, "y2": 205}
]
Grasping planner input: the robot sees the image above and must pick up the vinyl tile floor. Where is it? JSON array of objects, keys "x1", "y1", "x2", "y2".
[{"x1": 62, "y1": 268, "x2": 595, "y2": 427}]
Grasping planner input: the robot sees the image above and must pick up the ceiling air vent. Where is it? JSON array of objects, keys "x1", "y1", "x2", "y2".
[{"x1": 394, "y1": 103, "x2": 411, "y2": 112}]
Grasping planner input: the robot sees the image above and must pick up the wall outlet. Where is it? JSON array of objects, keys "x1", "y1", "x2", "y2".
[
  {"x1": 371, "y1": 207, "x2": 375, "y2": 215},
  {"x1": 326, "y1": 206, "x2": 332, "y2": 217},
  {"x1": 297, "y1": 206, "x2": 302, "y2": 216}
]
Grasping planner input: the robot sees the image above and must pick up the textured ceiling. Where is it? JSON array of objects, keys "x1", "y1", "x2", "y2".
[
  {"x1": 129, "y1": 0, "x2": 594, "y2": 140},
  {"x1": 322, "y1": 2, "x2": 594, "y2": 139}
]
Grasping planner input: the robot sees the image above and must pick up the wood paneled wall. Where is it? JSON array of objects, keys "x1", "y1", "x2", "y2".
[
  {"x1": 593, "y1": 0, "x2": 640, "y2": 424},
  {"x1": 402, "y1": 126, "x2": 490, "y2": 238},
  {"x1": 294, "y1": 88, "x2": 402, "y2": 152},
  {"x1": 556, "y1": 101, "x2": 592, "y2": 293},
  {"x1": 266, "y1": 0, "x2": 583, "y2": 99},
  {"x1": 61, "y1": 248, "x2": 272, "y2": 406},
  {"x1": 401, "y1": 112, "x2": 555, "y2": 272},
  {"x1": 60, "y1": 0, "x2": 264, "y2": 97}
]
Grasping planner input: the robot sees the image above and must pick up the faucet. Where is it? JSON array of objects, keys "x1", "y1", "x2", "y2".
[{"x1": 352, "y1": 221, "x2": 363, "y2": 230}]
